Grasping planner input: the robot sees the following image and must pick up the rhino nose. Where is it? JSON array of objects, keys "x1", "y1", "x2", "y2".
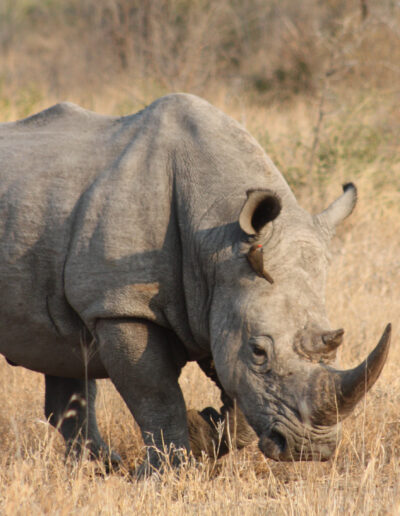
[
  {"x1": 258, "y1": 429, "x2": 287, "y2": 460},
  {"x1": 259, "y1": 428, "x2": 338, "y2": 461}
]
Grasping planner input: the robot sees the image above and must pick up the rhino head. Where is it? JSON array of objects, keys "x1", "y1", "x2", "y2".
[{"x1": 210, "y1": 183, "x2": 391, "y2": 461}]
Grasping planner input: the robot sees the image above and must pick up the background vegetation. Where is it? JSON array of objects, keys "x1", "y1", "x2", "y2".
[{"x1": 0, "y1": 0, "x2": 399, "y2": 514}]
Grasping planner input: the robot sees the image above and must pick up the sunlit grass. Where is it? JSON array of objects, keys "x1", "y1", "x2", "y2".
[{"x1": 0, "y1": 82, "x2": 399, "y2": 514}]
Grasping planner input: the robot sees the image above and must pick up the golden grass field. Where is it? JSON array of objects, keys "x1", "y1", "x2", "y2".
[
  {"x1": 0, "y1": 1, "x2": 399, "y2": 514},
  {"x1": 0, "y1": 89, "x2": 398, "y2": 515}
]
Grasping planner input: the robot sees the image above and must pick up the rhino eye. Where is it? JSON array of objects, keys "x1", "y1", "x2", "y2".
[
  {"x1": 253, "y1": 345, "x2": 266, "y2": 357},
  {"x1": 250, "y1": 336, "x2": 273, "y2": 368},
  {"x1": 251, "y1": 344, "x2": 268, "y2": 367}
]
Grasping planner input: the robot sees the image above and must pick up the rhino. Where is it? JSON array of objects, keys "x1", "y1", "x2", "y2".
[{"x1": 0, "y1": 93, "x2": 391, "y2": 474}]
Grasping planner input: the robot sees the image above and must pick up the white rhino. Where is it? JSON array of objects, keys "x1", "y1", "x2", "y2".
[{"x1": 0, "y1": 94, "x2": 391, "y2": 473}]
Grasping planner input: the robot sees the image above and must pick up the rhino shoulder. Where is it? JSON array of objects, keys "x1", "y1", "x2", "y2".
[
  {"x1": 147, "y1": 93, "x2": 220, "y2": 124},
  {"x1": 152, "y1": 92, "x2": 212, "y2": 110}
]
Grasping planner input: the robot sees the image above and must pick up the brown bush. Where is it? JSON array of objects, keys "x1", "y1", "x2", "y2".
[{"x1": 1, "y1": 0, "x2": 399, "y2": 104}]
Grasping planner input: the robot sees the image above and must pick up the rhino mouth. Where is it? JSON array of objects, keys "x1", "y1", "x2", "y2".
[{"x1": 258, "y1": 422, "x2": 338, "y2": 461}]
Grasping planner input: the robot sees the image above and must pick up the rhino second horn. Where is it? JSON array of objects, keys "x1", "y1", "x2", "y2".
[
  {"x1": 322, "y1": 328, "x2": 344, "y2": 351},
  {"x1": 312, "y1": 324, "x2": 391, "y2": 426}
]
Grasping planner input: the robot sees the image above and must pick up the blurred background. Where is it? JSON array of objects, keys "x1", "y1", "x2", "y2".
[
  {"x1": 0, "y1": 0, "x2": 399, "y2": 111},
  {"x1": 1, "y1": 0, "x2": 399, "y2": 199}
]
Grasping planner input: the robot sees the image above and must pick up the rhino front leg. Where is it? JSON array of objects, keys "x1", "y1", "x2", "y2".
[
  {"x1": 45, "y1": 375, "x2": 121, "y2": 467},
  {"x1": 96, "y1": 319, "x2": 190, "y2": 475}
]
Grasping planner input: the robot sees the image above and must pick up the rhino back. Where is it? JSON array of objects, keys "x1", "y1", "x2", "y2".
[{"x1": 0, "y1": 103, "x2": 147, "y2": 372}]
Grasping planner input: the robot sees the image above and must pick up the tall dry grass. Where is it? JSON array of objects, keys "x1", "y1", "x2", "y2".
[
  {"x1": 1, "y1": 0, "x2": 400, "y2": 115},
  {"x1": 0, "y1": 91, "x2": 398, "y2": 514},
  {"x1": 0, "y1": 1, "x2": 399, "y2": 514}
]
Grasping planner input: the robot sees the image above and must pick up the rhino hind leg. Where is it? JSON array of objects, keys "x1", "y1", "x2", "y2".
[{"x1": 44, "y1": 375, "x2": 121, "y2": 468}]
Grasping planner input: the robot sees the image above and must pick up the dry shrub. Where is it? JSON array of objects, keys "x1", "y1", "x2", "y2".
[
  {"x1": 1, "y1": 0, "x2": 400, "y2": 106},
  {"x1": 0, "y1": 88, "x2": 399, "y2": 513}
]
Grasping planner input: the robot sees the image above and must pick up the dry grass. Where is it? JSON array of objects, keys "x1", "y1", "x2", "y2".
[
  {"x1": 1, "y1": 0, "x2": 400, "y2": 113},
  {"x1": 0, "y1": 88, "x2": 399, "y2": 514},
  {"x1": 0, "y1": 0, "x2": 400, "y2": 514}
]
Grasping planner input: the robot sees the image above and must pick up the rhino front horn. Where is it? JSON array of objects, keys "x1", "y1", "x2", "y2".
[{"x1": 313, "y1": 324, "x2": 391, "y2": 426}]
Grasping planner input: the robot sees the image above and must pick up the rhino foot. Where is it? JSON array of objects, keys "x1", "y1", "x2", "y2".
[
  {"x1": 187, "y1": 407, "x2": 226, "y2": 459},
  {"x1": 220, "y1": 401, "x2": 257, "y2": 450},
  {"x1": 133, "y1": 447, "x2": 194, "y2": 480},
  {"x1": 86, "y1": 443, "x2": 122, "y2": 472},
  {"x1": 65, "y1": 439, "x2": 122, "y2": 472},
  {"x1": 187, "y1": 403, "x2": 257, "y2": 460},
  {"x1": 45, "y1": 375, "x2": 122, "y2": 471}
]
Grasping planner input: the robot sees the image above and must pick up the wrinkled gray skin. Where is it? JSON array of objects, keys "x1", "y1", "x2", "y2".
[{"x1": 0, "y1": 94, "x2": 390, "y2": 473}]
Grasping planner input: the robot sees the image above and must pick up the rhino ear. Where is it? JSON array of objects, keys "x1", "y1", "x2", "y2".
[
  {"x1": 239, "y1": 189, "x2": 282, "y2": 236},
  {"x1": 316, "y1": 183, "x2": 357, "y2": 234}
]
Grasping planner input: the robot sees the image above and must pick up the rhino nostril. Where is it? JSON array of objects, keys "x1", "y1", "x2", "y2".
[
  {"x1": 259, "y1": 429, "x2": 288, "y2": 460},
  {"x1": 269, "y1": 430, "x2": 287, "y2": 454}
]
